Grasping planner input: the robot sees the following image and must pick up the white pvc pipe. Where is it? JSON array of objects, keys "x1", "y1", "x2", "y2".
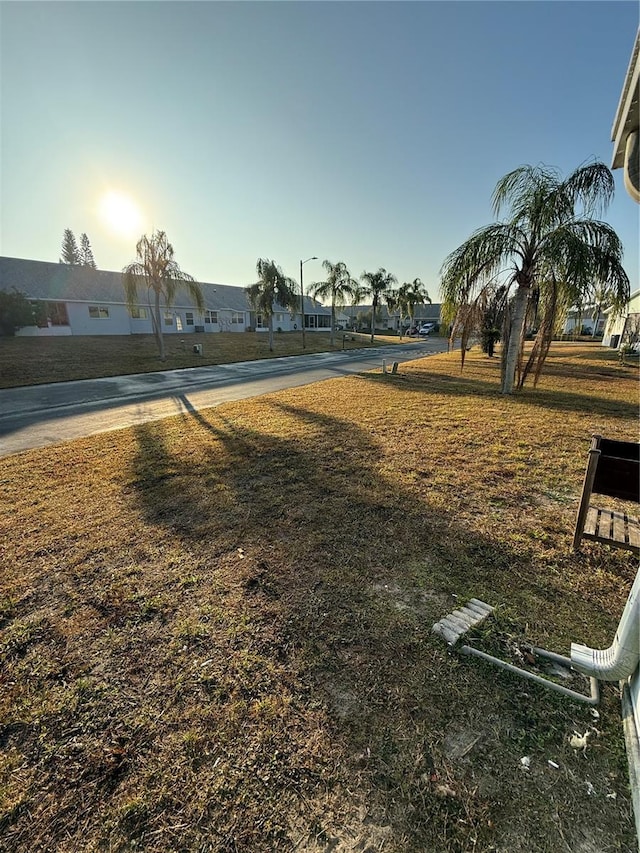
[{"x1": 571, "y1": 569, "x2": 640, "y2": 681}]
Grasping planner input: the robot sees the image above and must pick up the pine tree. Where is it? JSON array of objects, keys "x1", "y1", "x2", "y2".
[
  {"x1": 79, "y1": 233, "x2": 97, "y2": 268},
  {"x1": 60, "y1": 229, "x2": 81, "y2": 265}
]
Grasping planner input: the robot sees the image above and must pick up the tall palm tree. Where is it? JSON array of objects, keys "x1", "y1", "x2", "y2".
[
  {"x1": 246, "y1": 258, "x2": 298, "y2": 352},
  {"x1": 441, "y1": 162, "x2": 629, "y2": 393},
  {"x1": 123, "y1": 229, "x2": 203, "y2": 362},
  {"x1": 309, "y1": 260, "x2": 359, "y2": 347},
  {"x1": 399, "y1": 278, "x2": 431, "y2": 332},
  {"x1": 360, "y1": 268, "x2": 398, "y2": 343},
  {"x1": 384, "y1": 288, "x2": 401, "y2": 338}
]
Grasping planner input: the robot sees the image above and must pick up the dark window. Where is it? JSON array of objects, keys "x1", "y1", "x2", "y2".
[{"x1": 89, "y1": 305, "x2": 109, "y2": 319}]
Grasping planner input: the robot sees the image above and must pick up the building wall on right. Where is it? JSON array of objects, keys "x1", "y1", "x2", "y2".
[{"x1": 610, "y1": 28, "x2": 640, "y2": 850}]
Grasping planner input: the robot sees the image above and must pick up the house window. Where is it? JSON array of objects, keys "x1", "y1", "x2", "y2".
[
  {"x1": 185, "y1": 312, "x2": 194, "y2": 326},
  {"x1": 89, "y1": 305, "x2": 110, "y2": 319},
  {"x1": 205, "y1": 310, "x2": 218, "y2": 324},
  {"x1": 164, "y1": 313, "x2": 174, "y2": 326},
  {"x1": 256, "y1": 314, "x2": 264, "y2": 328},
  {"x1": 275, "y1": 313, "x2": 283, "y2": 322},
  {"x1": 33, "y1": 301, "x2": 69, "y2": 327},
  {"x1": 175, "y1": 315, "x2": 183, "y2": 331},
  {"x1": 130, "y1": 306, "x2": 148, "y2": 319},
  {"x1": 231, "y1": 312, "x2": 244, "y2": 324}
]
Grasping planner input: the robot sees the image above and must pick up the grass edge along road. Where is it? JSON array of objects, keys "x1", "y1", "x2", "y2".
[
  {"x1": 0, "y1": 331, "x2": 424, "y2": 389},
  {"x1": 1, "y1": 344, "x2": 638, "y2": 852}
]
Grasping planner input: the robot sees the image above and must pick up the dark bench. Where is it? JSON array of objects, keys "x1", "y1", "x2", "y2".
[{"x1": 573, "y1": 435, "x2": 640, "y2": 555}]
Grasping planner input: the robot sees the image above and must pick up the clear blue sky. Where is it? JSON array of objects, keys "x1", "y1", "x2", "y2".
[{"x1": 1, "y1": 1, "x2": 638, "y2": 299}]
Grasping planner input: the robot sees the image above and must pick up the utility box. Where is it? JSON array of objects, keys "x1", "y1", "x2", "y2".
[{"x1": 193, "y1": 344, "x2": 203, "y2": 355}]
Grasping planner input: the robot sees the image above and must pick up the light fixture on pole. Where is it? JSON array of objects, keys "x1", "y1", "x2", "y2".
[{"x1": 299, "y1": 256, "x2": 317, "y2": 350}]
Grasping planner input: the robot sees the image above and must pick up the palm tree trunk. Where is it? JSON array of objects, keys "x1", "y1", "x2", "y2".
[
  {"x1": 330, "y1": 300, "x2": 335, "y2": 348},
  {"x1": 370, "y1": 299, "x2": 376, "y2": 344},
  {"x1": 153, "y1": 289, "x2": 165, "y2": 362},
  {"x1": 502, "y1": 284, "x2": 529, "y2": 394},
  {"x1": 268, "y1": 315, "x2": 274, "y2": 352}
]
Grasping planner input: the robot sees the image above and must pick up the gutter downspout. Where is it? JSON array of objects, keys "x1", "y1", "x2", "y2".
[{"x1": 571, "y1": 570, "x2": 640, "y2": 681}]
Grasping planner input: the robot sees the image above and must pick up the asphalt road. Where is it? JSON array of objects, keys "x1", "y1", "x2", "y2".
[{"x1": 0, "y1": 339, "x2": 447, "y2": 457}]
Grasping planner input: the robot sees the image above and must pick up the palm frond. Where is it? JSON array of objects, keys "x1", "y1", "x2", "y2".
[
  {"x1": 559, "y1": 161, "x2": 615, "y2": 218},
  {"x1": 491, "y1": 164, "x2": 560, "y2": 219}
]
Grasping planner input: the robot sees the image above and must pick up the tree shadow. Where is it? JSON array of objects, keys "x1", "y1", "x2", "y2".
[
  {"x1": 121, "y1": 396, "x2": 631, "y2": 850},
  {"x1": 360, "y1": 369, "x2": 638, "y2": 419}
]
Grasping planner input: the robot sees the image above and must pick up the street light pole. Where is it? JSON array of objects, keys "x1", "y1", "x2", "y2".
[{"x1": 300, "y1": 256, "x2": 317, "y2": 350}]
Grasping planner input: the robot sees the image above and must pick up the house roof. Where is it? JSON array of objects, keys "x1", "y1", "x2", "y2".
[
  {"x1": 340, "y1": 303, "x2": 441, "y2": 320},
  {"x1": 0, "y1": 256, "x2": 332, "y2": 315},
  {"x1": 1, "y1": 256, "x2": 127, "y2": 303}
]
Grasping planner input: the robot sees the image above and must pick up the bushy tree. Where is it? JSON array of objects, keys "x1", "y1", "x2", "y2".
[
  {"x1": 79, "y1": 233, "x2": 97, "y2": 268},
  {"x1": 0, "y1": 289, "x2": 35, "y2": 336},
  {"x1": 60, "y1": 229, "x2": 81, "y2": 265},
  {"x1": 123, "y1": 230, "x2": 203, "y2": 361}
]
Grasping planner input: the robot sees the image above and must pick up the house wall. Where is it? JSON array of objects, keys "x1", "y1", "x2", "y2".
[
  {"x1": 17, "y1": 324, "x2": 72, "y2": 337},
  {"x1": 602, "y1": 291, "x2": 640, "y2": 346},
  {"x1": 253, "y1": 310, "x2": 332, "y2": 332},
  {"x1": 68, "y1": 302, "x2": 133, "y2": 335},
  {"x1": 254, "y1": 310, "x2": 296, "y2": 332},
  {"x1": 15, "y1": 302, "x2": 251, "y2": 337},
  {"x1": 563, "y1": 316, "x2": 606, "y2": 335}
]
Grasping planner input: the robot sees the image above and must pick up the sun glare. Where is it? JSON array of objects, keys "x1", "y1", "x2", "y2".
[{"x1": 98, "y1": 190, "x2": 143, "y2": 238}]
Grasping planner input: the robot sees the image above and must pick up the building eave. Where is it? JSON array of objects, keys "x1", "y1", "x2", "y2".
[{"x1": 611, "y1": 29, "x2": 640, "y2": 170}]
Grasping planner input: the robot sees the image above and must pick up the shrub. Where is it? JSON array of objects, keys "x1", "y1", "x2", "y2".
[{"x1": 0, "y1": 289, "x2": 36, "y2": 336}]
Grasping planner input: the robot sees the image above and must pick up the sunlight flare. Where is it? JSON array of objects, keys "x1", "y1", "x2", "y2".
[{"x1": 98, "y1": 190, "x2": 144, "y2": 238}]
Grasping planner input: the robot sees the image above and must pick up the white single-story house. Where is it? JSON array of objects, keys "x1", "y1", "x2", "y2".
[
  {"x1": 562, "y1": 305, "x2": 607, "y2": 337},
  {"x1": 0, "y1": 256, "x2": 333, "y2": 337},
  {"x1": 562, "y1": 305, "x2": 608, "y2": 335},
  {"x1": 601, "y1": 289, "x2": 640, "y2": 348}
]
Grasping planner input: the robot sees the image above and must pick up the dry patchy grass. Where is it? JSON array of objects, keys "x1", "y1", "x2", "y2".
[
  {"x1": 0, "y1": 331, "x2": 412, "y2": 389},
  {"x1": 0, "y1": 344, "x2": 638, "y2": 852}
]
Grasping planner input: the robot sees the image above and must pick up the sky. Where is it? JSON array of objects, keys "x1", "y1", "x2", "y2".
[{"x1": 1, "y1": 1, "x2": 638, "y2": 300}]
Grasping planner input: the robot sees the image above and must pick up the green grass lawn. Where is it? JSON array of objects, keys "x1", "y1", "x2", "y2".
[
  {"x1": 0, "y1": 331, "x2": 418, "y2": 388},
  {"x1": 1, "y1": 344, "x2": 638, "y2": 852}
]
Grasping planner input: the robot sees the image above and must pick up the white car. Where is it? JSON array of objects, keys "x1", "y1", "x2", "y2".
[{"x1": 418, "y1": 323, "x2": 435, "y2": 335}]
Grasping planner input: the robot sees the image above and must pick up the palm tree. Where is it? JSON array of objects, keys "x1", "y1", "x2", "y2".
[
  {"x1": 360, "y1": 268, "x2": 398, "y2": 343},
  {"x1": 309, "y1": 260, "x2": 359, "y2": 347},
  {"x1": 588, "y1": 280, "x2": 619, "y2": 339},
  {"x1": 384, "y1": 288, "x2": 401, "y2": 338},
  {"x1": 123, "y1": 230, "x2": 203, "y2": 362},
  {"x1": 441, "y1": 162, "x2": 630, "y2": 393},
  {"x1": 398, "y1": 278, "x2": 431, "y2": 334},
  {"x1": 246, "y1": 258, "x2": 298, "y2": 352}
]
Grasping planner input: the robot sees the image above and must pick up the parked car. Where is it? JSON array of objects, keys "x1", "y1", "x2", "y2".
[{"x1": 418, "y1": 323, "x2": 435, "y2": 335}]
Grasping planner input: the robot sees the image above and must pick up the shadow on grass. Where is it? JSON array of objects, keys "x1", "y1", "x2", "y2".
[
  {"x1": 362, "y1": 367, "x2": 638, "y2": 419},
  {"x1": 120, "y1": 397, "x2": 628, "y2": 851}
]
